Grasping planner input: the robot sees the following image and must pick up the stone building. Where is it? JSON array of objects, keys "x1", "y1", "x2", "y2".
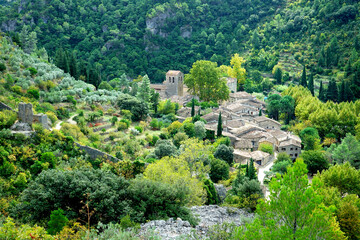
[
  {"x1": 254, "y1": 116, "x2": 281, "y2": 130},
  {"x1": 18, "y1": 102, "x2": 50, "y2": 130},
  {"x1": 225, "y1": 77, "x2": 237, "y2": 93},
  {"x1": 278, "y1": 138, "x2": 301, "y2": 160},
  {"x1": 165, "y1": 70, "x2": 184, "y2": 97}
]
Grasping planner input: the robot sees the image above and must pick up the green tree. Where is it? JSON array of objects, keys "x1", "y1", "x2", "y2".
[
  {"x1": 308, "y1": 73, "x2": 314, "y2": 96},
  {"x1": 154, "y1": 140, "x2": 178, "y2": 159},
  {"x1": 300, "y1": 65, "x2": 307, "y2": 87},
  {"x1": 137, "y1": 75, "x2": 151, "y2": 104},
  {"x1": 185, "y1": 60, "x2": 229, "y2": 102},
  {"x1": 274, "y1": 67, "x2": 282, "y2": 84},
  {"x1": 236, "y1": 160, "x2": 345, "y2": 239},
  {"x1": 191, "y1": 98, "x2": 195, "y2": 117},
  {"x1": 280, "y1": 95, "x2": 295, "y2": 124},
  {"x1": 210, "y1": 158, "x2": 229, "y2": 183},
  {"x1": 326, "y1": 78, "x2": 338, "y2": 102},
  {"x1": 214, "y1": 144, "x2": 233, "y2": 165},
  {"x1": 267, "y1": 94, "x2": 281, "y2": 120},
  {"x1": 117, "y1": 94, "x2": 149, "y2": 121},
  {"x1": 327, "y1": 133, "x2": 360, "y2": 169},
  {"x1": 217, "y1": 112, "x2": 222, "y2": 137},
  {"x1": 246, "y1": 159, "x2": 257, "y2": 180},
  {"x1": 319, "y1": 80, "x2": 326, "y2": 101},
  {"x1": 47, "y1": 209, "x2": 69, "y2": 235},
  {"x1": 194, "y1": 121, "x2": 206, "y2": 140},
  {"x1": 300, "y1": 150, "x2": 329, "y2": 174}
]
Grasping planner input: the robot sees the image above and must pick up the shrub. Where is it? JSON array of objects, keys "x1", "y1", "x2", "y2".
[
  {"x1": 204, "y1": 179, "x2": 219, "y2": 205},
  {"x1": 120, "y1": 119, "x2": 131, "y2": 128},
  {"x1": 117, "y1": 122, "x2": 128, "y2": 131},
  {"x1": 0, "y1": 110, "x2": 17, "y2": 130},
  {"x1": 194, "y1": 121, "x2": 206, "y2": 139},
  {"x1": 27, "y1": 67, "x2": 37, "y2": 76},
  {"x1": 173, "y1": 132, "x2": 189, "y2": 148},
  {"x1": 27, "y1": 87, "x2": 40, "y2": 99},
  {"x1": 46, "y1": 111, "x2": 58, "y2": 126},
  {"x1": 0, "y1": 62, "x2": 6, "y2": 72},
  {"x1": 154, "y1": 140, "x2": 178, "y2": 159},
  {"x1": 134, "y1": 126, "x2": 143, "y2": 133},
  {"x1": 47, "y1": 209, "x2": 69, "y2": 235},
  {"x1": 259, "y1": 143, "x2": 273, "y2": 155},
  {"x1": 150, "y1": 118, "x2": 159, "y2": 129}
]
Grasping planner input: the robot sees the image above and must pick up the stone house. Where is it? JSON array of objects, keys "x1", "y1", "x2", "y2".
[
  {"x1": 234, "y1": 139, "x2": 253, "y2": 151},
  {"x1": 254, "y1": 116, "x2": 281, "y2": 130},
  {"x1": 278, "y1": 138, "x2": 301, "y2": 160},
  {"x1": 223, "y1": 102, "x2": 259, "y2": 116},
  {"x1": 233, "y1": 149, "x2": 272, "y2": 166},
  {"x1": 229, "y1": 91, "x2": 253, "y2": 102}
]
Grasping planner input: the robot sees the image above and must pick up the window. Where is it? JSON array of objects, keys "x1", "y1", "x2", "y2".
[
  {"x1": 295, "y1": 148, "x2": 298, "y2": 150},
  {"x1": 290, "y1": 148, "x2": 293, "y2": 150},
  {"x1": 173, "y1": 77, "x2": 175, "y2": 83},
  {"x1": 281, "y1": 148, "x2": 286, "y2": 151},
  {"x1": 169, "y1": 77, "x2": 171, "y2": 82},
  {"x1": 295, "y1": 153, "x2": 298, "y2": 157},
  {"x1": 290, "y1": 154, "x2": 293, "y2": 157}
]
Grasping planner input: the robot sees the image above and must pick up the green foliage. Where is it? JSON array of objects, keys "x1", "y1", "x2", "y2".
[
  {"x1": 217, "y1": 112, "x2": 222, "y2": 137},
  {"x1": 98, "y1": 81, "x2": 113, "y2": 91},
  {"x1": 47, "y1": 208, "x2": 69, "y2": 235},
  {"x1": 0, "y1": 110, "x2": 17, "y2": 130},
  {"x1": 18, "y1": 168, "x2": 131, "y2": 224},
  {"x1": 210, "y1": 158, "x2": 229, "y2": 183},
  {"x1": 154, "y1": 140, "x2": 178, "y2": 159},
  {"x1": 300, "y1": 150, "x2": 329, "y2": 174},
  {"x1": 117, "y1": 94, "x2": 149, "y2": 121},
  {"x1": 194, "y1": 121, "x2": 206, "y2": 140},
  {"x1": 258, "y1": 143, "x2": 273, "y2": 155},
  {"x1": 203, "y1": 178, "x2": 219, "y2": 205},
  {"x1": 185, "y1": 60, "x2": 229, "y2": 102},
  {"x1": 214, "y1": 144, "x2": 233, "y2": 165},
  {"x1": 0, "y1": 62, "x2": 6, "y2": 72},
  {"x1": 327, "y1": 134, "x2": 360, "y2": 169},
  {"x1": 236, "y1": 160, "x2": 345, "y2": 239}
]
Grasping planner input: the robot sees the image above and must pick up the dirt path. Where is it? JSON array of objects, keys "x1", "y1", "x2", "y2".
[{"x1": 53, "y1": 114, "x2": 77, "y2": 131}]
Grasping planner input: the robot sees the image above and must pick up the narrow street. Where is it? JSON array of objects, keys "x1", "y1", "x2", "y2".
[{"x1": 257, "y1": 152, "x2": 276, "y2": 198}]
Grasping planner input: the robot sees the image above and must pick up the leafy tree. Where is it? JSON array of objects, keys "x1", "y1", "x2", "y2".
[
  {"x1": 236, "y1": 160, "x2": 345, "y2": 239},
  {"x1": 272, "y1": 160, "x2": 292, "y2": 174},
  {"x1": 18, "y1": 168, "x2": 131, "y2": 224},
  {"x1": 217, "y1": 112, "x2": 222, "y2": 137},
  {"x1": 318, "y1": 162, "x2": 360, "y2": 197},
  {"x1": 214, "y1": 144, "x2": 233, "y2": 165},
  {"x1": 194, "y1": 121, "x2": 206, "y2": 140},
  {"x1": 267, "y1": 94, "x2": 281, "y2": 120},
  {"x1": 273, "y1": 66, "x2": 282, "y2": 84},
  {"x1": 185, "y1": 60, "x2": 229, "y2": 102},
  {"x1": 48, "y1": 209, "x2": 69, "y2": 235},
  {"x1": 275, "y1": 152, "x2": 291, "y2": 163},
  {"x1": 128, "y1": 177, "x2": 196, "y2": 225},
  {"x1": 117, "y1": 94, "x2": 148, "y2": 121},
  {"x1": 150, "y1": 89, "x2": 160, "y2": 114},
  {"x1": 98, "y1": 81, "x2": 113, "y2": 90},
  {"x1": 137, "y1": 75, "x2": 151, "y2": 104},
  {"x1": 210, "y1": 158, "x2": 229, "y2": 183},
  {"x1": 144, "y1": 156, "x2": 206, "y2": 206},
  {"x1": 327, "y1": 134, "x2": 360, "y2": 169},
  {"x1": 154, "y1": 140, "x2": 178, "y2": 159},
  {"x1": 300, "y1": 150, "x2": 329, "y2": 174},
  {"x1": 228, "y1": 54, "x2": 247, "y2": 89}
]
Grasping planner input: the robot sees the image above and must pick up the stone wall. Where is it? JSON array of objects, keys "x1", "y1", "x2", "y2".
[
  {"x1": 33, "y1": 114, "x2": 50, "y2": 130},
  {"x1": 0, "y1": 102, "x2": 14, "y2": 112},
  {"x1": 18, "y1": 103, "x2": 33, "y2": 125},
  {"x1": 75, "y1": 143, "x2": 119, "y2": 162}
]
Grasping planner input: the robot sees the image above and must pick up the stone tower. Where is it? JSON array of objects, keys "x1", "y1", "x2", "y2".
[{"x1": 165, "y1": 70, "x2": 184, "y2": 97}]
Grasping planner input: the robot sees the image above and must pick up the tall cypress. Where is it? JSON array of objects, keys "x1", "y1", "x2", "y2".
[
  {"x1": 259, "y1": 109, "x2": 262, "y2": 116},
  {"x1": 69, "y1": 51, "x2": 78, "y2": 79},
  {"x1": 319, "y1": 81, "x2": 325, "y2": 101},
  {"x1": 300, "y1": 65, "x2": 307, "y2": 87},
  {"x1": 63, "y1": 50, "x2": 70, "y2": 73},
  {"x1": 326, "y1": 78, "x2": 338, "y2": 102},
  {"x1": 308, "y1": 73, "x2": 314, "y2": 96},
  {"x1": 248, "y1": 158, "x2": 256, "y2": 180},
  {"x1": 191, "y1": 98, "x2": 195, "y2": 117},
  {"x1": 344, "y1": 81, "x2": 354, "y2": 102},
  {"x1": 217, "y1": 112, "x2": 222, "y2": 137},
  {"x1": 55, "y1": 48, "x2": 64, "y2": 70},
  {"x1": 338, "y1": 80, "x2": 345, "y2": 102}
]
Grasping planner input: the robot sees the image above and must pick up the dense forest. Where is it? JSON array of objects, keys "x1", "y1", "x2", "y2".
[
  {"x1": 1, "y1": 0, "x2": 360, "y2": 239},
  {"x1": 0, "y1": 0, "x2": 358, "y2": 85}
]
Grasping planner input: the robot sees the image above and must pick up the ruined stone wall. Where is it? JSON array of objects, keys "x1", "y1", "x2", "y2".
[
  {"x1": 0, "y1": 102, "x2": 15, "y2": 112},
  {"x1": 75, "y1": 143, "x2": 119, "y2": 162}
]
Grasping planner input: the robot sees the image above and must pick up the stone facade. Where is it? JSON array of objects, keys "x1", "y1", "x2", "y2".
[
  {"x1": 279, "y1": 141, "x2": 301, "y2": 160},
  {"x1": 18, "y1": 103, "x2": 34, "y2": 125},
  {"x1": 254, "y1": 116, "x2": 281, "y2": 130},
  {"x1": 33, "y1": 114, "x2": 49, "y2": 130},
  {"x1": 165, "y1": 70, "x2": 184, "y2": 97},
  {"x1": 225, "y1": 77, "x2": 237, "y2": 93}
]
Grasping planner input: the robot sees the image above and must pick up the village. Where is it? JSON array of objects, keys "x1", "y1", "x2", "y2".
[{"x1": 151, "y1": 70, "x2": 301, "y2": 171}]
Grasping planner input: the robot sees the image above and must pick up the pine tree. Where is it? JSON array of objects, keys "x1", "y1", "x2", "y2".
[
  {"x1": 308, "y1": 72, "x2": 314, "y2": 96},
  {"x1": 191, "y1": 98, "x2": 195, "y2": 117},
  {"x1": 217, "y1": 112, "x2": 222, "y2": 137},
  {"x1": 55, "y1": 48, "x2": 65, "y2": 70},
  {"x1": 344, "y1": 81, "x2": 354, "y2": 102},
  {"x1": 300, "y1": 65, "x2": 307, "y2": 87},
  {"x1": 259, "y1": 109, "x2": 262, "y2": 116},
  {"x1": 345, "y1": 60, "x2": 352, "y2": 77}
]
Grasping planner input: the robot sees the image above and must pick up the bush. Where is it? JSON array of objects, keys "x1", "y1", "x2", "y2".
[
  {"x1": 194, "y1": 121, "x2": 206, "y2": 139},
  {"x1": 47, "y1": 209, "x2": 69, "y2": 235},
  {"x1": 27, "y1": 87, "x2": 40, "y2": 99},
  {"x1": 150, "y1": 118, "x2": 159, "y2": 129},
  {"x1": 117, "y1": 94, "x2": 148, "y2": 121},
  {"x1": 134, "y1": 126, "x2": 143, "y2": 133},
  {"x1": 27, "y1": 67, "x2": 37, "y2": 76},
  {"x1": 210, "y1": 158, "x2": 230, "y2": 183},
  {"x1": 0, "y1": 110, "x2": 17, "y2": 130},
  {"x1": 0, "y1": 62, "x2": 6, "y2": 72},
  {"x1": 214, "y1": 144, "x2": 233, "y2": 165},
  {"x1": 204, "y1": 179, "x2": 219, "y2": 205},
  {"x1": 259, "y1": 143, "x2": 273, "y2": 155},
  {"x1": 154, "y1": 140, "x2": 178, "y2": 159}
]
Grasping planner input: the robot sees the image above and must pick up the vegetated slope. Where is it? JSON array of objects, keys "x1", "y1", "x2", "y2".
[{"x1": 0, "y1": 0, "x2": 284, "y2": 82}]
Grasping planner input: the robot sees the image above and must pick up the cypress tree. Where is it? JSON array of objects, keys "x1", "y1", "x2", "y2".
[
  {"x1": 245, "y1": 162, "x2": 249, "y2": 178},
  {"x1": 217, "y1": 112, "x2": 222, "y2": 137},
  {"x1": 191, "y1": 98, "x2": 195, "y2": 117},
  {"x1": 319, "y1": 81, "x2": 325, "y2": 101},
  {"x1": 338, "y1": 80, "x2": 345, "y2": 102},
  {"x1": 55, "y1": 48, "x2": 64, "y2": 70},
  {"x1": 326, "y1": 78, "x2": 338, "y2": 102},
  {"x1": 259, "y1": 109, "x2": 262, "y2": 116},
  {"x1": 344, "y1": 81, "x2": 354, "y2": 102},
  {"x1": 345, "y1": 60, "x2": 352, "y2": 77},
  {"x1": 69, "y1": 51, "x2": 78, "y2": 79},
  {"x1": 300, "y1": 65, "x2": 307, "y2": 87},
  {"x1": 63, "y1": 51, "x2": 70, "y2": 74},
  {"x1": 308, "y1": 72, "x2": 314, "y2": 96},
  {"x1": 274, "y1": 67, "x2": 282, "y2": 84},
  {"x1": 248, "y1": 158, "x2": 256, "y2": 180}
]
